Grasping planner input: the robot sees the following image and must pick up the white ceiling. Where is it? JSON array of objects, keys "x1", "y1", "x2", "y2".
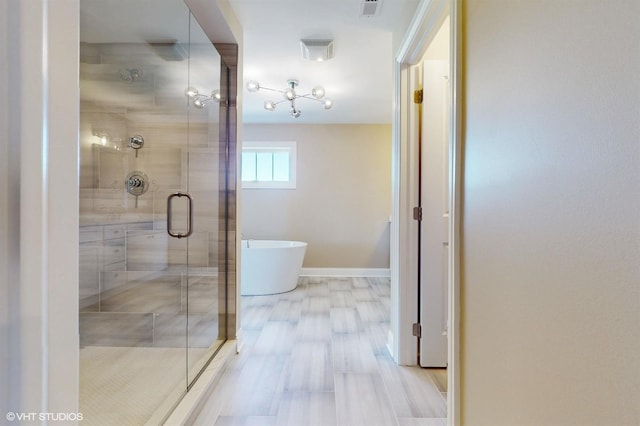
[
  {"x1": 228, "y1": 0, "x2": 419, "y2": 124},
  {"x1": 79, "y1": 0, "x2": 419, "y2": 125}
]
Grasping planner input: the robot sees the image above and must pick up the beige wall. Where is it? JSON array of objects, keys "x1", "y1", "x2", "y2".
[
  {"x1": 242, "y1": 124, "x2": 391, "y2": 268},
  {"x1": 461, "y1": 1, "x2": 640, "y2": 425}
]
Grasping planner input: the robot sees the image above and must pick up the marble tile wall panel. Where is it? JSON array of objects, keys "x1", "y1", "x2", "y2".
[
  {"x1": 79, "y1": 40, "x2": 234, "y2": 356},
  {"x1": 81, "y1": 63, "x2": 157, "y2": 109},
  {"x1": 209, "y1": 233, "x2": 219, "y2": 267},
  {"x1": 126, "y1": 123, "x2": 208, "y2": 149},
  {"x1": 79, "y1": 295, "x2": 100, "y2": 313},
  {"x1": 98, "y1": 275, "x2": 183, "y2": 314},
  {"x1": 186, "y1": 275, "x2": 218, "y2": 314},
  {"x1": 167, "y1": 231, "x2": 209, "y2": 267},
  {"x1": 80, "y1": 312, "x2": 154, "y2": 347},
  {"x1": 101, "y1": 270, "x2": 127, "y2": 293},
  {"x1": 152, "y1": 313, "x2": 219, "y2": 348},
  {"x1": 126, "y1": 230, "x2": 169, "y2": 270},
  {"x1": 150, "y1": 313, "x2": 186, "y2": 348},
  {"x1": 127, "y1": 222, "x2": 154, "y2": 232},
  {"x1": 135, "y1": 147, "x2": 182, "y2": 190},
  {"x1": 79, "y1": 192, "x2": 95, "y2": 219},
  {"x1": 189, "y1": 190, "x2": 219, "y2": 234},
  {"x1": 79, "y1": 243, "x2": 101, "y2": 304},
  {"x1": 80, "y1": 188, "x2": 153, "y2": 216},
  {"x1": 186, "y1": 313, "x2": 220, "y2": 348},
  {"x1": 79, "y1": 42, "x2": 100, "y2": 64},
  {"x1": 96, "y1": 147, "x2": 129, "y2": 189},
  {"x1": 187, "y1": 149, "x2": 219, "y2": 191},
  {"x1": 102, "y1": 238, "x2": 125, "y2": 265},
  {"x1": 79, "y1": 110, "x2": 127, "y2": 189}
]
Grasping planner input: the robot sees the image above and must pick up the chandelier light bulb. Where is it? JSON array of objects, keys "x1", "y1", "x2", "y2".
[
  {"x1": 211, "y1": 90, "x2": 221, "y2": 102},
  {"x1": 246, "y1": 80, "x2": 260, "y2": 92},
  {"x1": 185, "y1": 86, "x2": 198, "y2": 98},
  {"x1": 290, "y1": 107, "x2": 302, "y2": 118},
  {"x1": 323, "y1": 99, "x2": 333, "y2": 110},
  {"x1": 264, "y1": 100, "x2": 276, "y2": 111},
  {"x1": 284, "y1": 88, "x2": 296, "y2": 101},
  {"x1": 193, "y1": 98, "x2": 206, "y2": 109},
  {"x1": 311, "y1": 86, "x2": 325, "y2": 99}
]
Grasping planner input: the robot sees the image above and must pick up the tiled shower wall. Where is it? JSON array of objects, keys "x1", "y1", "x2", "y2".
[{"x1": 79, "y1": 42, "x2": 230, "y2": 347}]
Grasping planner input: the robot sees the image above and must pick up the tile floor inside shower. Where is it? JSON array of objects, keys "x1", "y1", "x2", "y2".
[{"x1": 79, "y1": 271, "x2": 221, "y2": 425}]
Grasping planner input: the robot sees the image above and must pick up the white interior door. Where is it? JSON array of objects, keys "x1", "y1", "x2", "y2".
[{"x1": 419, "y1": 59, "x2": 449, "y2": 367}]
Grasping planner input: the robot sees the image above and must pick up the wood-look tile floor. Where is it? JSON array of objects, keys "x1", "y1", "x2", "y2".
[{"x1": 193, "y1": 276, "x2": 447, "y2": 426}]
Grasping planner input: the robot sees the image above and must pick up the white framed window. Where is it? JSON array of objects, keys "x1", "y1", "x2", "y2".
[{"x1": 241, "y1": 141, "x2": 297, "y2": 189}]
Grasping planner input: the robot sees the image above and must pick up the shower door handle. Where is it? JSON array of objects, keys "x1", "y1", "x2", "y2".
[{"x1": 167, "y1": 192, "x2": 193, "y2": 239}]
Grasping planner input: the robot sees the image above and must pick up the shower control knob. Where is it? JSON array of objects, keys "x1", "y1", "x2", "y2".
[
  {"x1": 129, "y1": 177, "x2": 142, "y2": 187},
  {"x1": 125, "y1": 171, "x2": 149, "y2": 196},
  {"x1": 129, "y1": 135, "x2": 144, "y2": 150}
]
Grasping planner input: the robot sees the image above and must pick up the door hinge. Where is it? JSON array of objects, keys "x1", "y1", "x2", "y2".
[
  {"x1": 412, "y1": 322, "x2": 422, "y2": 338},
  {"x1": 413, "y1": 206, "x2": 422, "y2": 221},
  {"x1": 414, "y1": 89, "x2": 423, "y2": 104}
]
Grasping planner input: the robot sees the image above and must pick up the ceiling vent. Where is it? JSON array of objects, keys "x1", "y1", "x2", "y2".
[
  {"x1": 360, "y1": 0, "x2": 382, "y2": 18},
  {"x1": 300, "y1": 39, "x2": 334, "y2": 62}
]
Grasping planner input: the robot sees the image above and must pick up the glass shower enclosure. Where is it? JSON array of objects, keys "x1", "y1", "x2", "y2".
[{"x1": 78, "y1": 1, "x2": 234, "y2": 423}]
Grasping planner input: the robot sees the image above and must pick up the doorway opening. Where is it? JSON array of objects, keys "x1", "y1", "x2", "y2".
[{"x1": 391, "y1": 0, "x2": 461, "y2": 424}]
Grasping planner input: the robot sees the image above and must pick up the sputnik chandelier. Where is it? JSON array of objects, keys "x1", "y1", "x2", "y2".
[
  {"x1": 246, "y1": 79, "x2": 333, "y2": 118},
  {"x1": 184, "y1": 86, "x2": 221, "y2": 109}
]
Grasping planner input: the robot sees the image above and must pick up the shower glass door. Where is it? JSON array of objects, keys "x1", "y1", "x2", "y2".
[
  {"x1": 79, "y1": 1, "x2": 227, "y2": 423},
  {"x1": 184, "y1": 12, "x2": 226, "y2": 387}
]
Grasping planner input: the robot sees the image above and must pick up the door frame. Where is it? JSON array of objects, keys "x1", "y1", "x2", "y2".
[{"x1": 390, "y1": 0, "x2": 462, "y2": 424}]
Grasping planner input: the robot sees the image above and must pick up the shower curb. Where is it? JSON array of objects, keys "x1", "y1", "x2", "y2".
[{"x1": 148, "y1": 341, "x2": 237, "y2": 425}]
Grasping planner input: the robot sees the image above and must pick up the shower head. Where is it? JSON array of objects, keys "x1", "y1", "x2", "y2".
[
  {"x1": 147, "y1": 41, "x2": 188, "y2": 61},
  {"x1": 118, "y1": 68, "x2": 143, "y2": 82}
]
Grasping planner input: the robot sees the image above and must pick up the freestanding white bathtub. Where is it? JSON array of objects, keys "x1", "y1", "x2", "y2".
[{"x1": 240, "y1": 240, "x2": 307, "y2": 296}]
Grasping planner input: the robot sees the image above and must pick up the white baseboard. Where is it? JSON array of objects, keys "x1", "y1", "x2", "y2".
[
  {"x1": 386, "y1": 329, "x2": 395, "y2": 359},
  {"x1": 300, "y1": 268, "x2": 390, "y2": 277},
  {"x1": 235, "y1": 327, "x2": 244, "y2": 353}
]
